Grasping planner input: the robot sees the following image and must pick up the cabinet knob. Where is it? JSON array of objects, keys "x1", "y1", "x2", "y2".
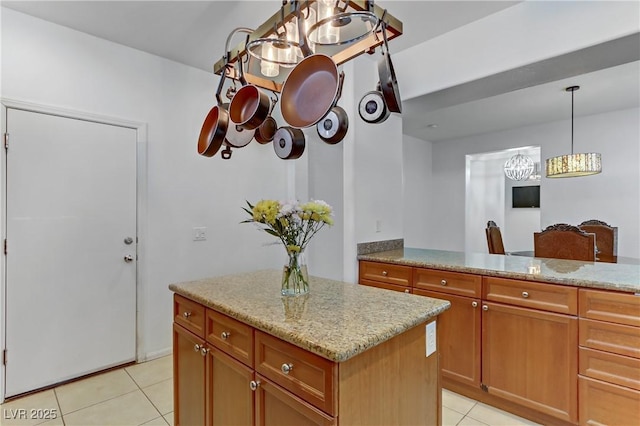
[
  {"x1": 183, "y1": 311, "x2": 192, "y2": 318},
  {"x1": 404, "y1": 289, "x2": 410, "y2": 293},
  {"x1": 194, "y1": 344, "x2": 201, "y2": 352},
  {"x1": 472, "y1": 301, "x2": 478, "y2": 308},
  {"x1": 200, "y1": 347, "x2": 208, "y2": 357},
  {"x1": 441, "y1": 279, "x2": 447, "y2": 286},
  {"x1": 522, "y1": 291, "x2": 529, "y2": 299},
  {"x1": 482, "y1": 305, "x2": 489, "y2": 311},
  {"x1": 221, "y1": 331, "x2": 231, "y2": 340},
  {"x1": 249, "y1": 380, "x2": 261, "y2": 391},
  {"x1": 281, "y1": 363, "x2": 294, "y2": 374},
  {"x1": 382, "y1": 271, "x2": 388, "y2": 276}
]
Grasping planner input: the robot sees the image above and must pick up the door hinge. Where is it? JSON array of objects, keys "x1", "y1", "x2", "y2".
[
  {"x1": 480, "y1": 383, "x2": 489, "y2": 392},
  {"x1": 4, "y1": 132, "x2": 8, "y2": 150},
  {"x1": 2, "y1": 349, "x2": 6, "y2": 365}
]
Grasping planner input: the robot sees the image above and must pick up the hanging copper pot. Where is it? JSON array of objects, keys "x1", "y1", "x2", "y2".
[
  {"x1": 229, "y1": 84, "x2": 271, "y2": 130},
  {"x1": 197, "y1": 67, "x2": 230, "y2": 157},
  {"x1": 255, "y1": 116, "x2": 278, "y2": 144},
  {"x1": 378, "y1": 21, "x2": 402, "y2": 113},
  {"x1": 358, "y1": 87, "x2": 390, "y2": 124}
]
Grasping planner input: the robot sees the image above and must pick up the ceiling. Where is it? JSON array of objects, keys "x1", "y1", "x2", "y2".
[{"x1": 3, "y1": 1, "x2": 639, "y2": 142}]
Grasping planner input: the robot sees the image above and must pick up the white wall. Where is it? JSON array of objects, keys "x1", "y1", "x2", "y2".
[
  {"x1": 410, "y1": 108, "x2": 640, "y2": 258},
  {"x1": 0, "y1": 8, "x2": 292, "y2": 365},
  {"x1": 402, "y1": 134, "x2": 432, "y2": 249},
  {"x1": 396, "y1": 1, "x2": 640, "y2": 100}
]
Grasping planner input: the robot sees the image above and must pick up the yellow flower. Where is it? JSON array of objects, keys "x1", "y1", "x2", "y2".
[
  {"x1": 286, "y1": 245, "x2": 301, "y2": 253},
  {"x1": 252, "y1": 199, "x2": 280, "y2": 225}
]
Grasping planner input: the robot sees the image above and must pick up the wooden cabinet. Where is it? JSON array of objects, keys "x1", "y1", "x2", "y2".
[
  {"x1": 174, "y1": 293, "x2": 440, "y2": 425},
  {"x1": 173, "y1": 323, "x2": 206, "y2": 426},
  {"x1": 481, "y1": 301, "x2": 578, "y2": 423},
  {"x1": 413, "y1": 268, "x2": 481, "y2": 388},
  {"x1": 577, "y1": 289, "x2": 640, "y2": 426},
  {"x1": 358, "y1": 260, "x2": 412, "y2": 293}
]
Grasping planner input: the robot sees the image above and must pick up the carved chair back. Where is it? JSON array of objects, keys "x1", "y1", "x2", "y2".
[
  {"x1": 578, "y1": 220, "x2": 618, "y2": 262},
  {"x1": 534, "y1": 223, "x2": 596, "y2": 261}
]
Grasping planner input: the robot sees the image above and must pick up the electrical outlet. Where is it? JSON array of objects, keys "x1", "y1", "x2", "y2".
[
  {"x1": 426, "y1": 320, "x2": 436, "y2": 357},
  {"x1": 193, "y1": 227, "x2": 207, "y2": 241}
]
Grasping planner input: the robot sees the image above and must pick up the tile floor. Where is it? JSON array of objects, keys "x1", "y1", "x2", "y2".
[{"x1": 1, "y1": 355, "x2": 540, "y2": 426}]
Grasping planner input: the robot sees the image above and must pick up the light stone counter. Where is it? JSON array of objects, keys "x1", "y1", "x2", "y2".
[
  {"x1": 169, "y1": 269, "x2": 450, "y2": 362},
  {"x1": 359, "y1": 248, "x2": 640, "y2": 293}
]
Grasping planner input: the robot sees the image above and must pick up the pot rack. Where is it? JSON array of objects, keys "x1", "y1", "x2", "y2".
[{"x1": 213, "y1": 0, "x2": 403, "y2": 93}]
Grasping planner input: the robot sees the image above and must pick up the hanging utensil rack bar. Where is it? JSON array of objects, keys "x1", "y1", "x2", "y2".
[{"x1": 213, "y1": 0, "x2": 403, "y2": 93}]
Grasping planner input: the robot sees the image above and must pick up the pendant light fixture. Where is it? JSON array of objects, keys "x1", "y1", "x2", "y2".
[
  {"x1": 504, "y1": 152, "x2": 535, "y2": 181},
  {"x1": 545, "y1": 86, "x2": 602, "y2": 178}
]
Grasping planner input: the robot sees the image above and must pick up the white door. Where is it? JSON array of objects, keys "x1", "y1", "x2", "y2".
[{"x1": 4, "y1": 108, "x2": 137, "y2": 397}]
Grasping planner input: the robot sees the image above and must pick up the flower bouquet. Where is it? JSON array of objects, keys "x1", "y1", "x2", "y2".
[{"x1": 242, "y1": 199, "x2": 333, "y2": 296}]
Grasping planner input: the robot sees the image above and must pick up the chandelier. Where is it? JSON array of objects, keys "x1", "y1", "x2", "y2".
[
  {"x1": 545, "y1": 86, "x2": 602, "y2": 178},
  {"x1": 504, "y1": 153, "x2": 535, "y2": 181}
]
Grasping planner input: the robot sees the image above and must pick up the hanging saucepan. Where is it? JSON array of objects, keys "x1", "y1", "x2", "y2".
[
  {"x1": 280, "y1": 54, "x2": 341, "y2": 128},
  {"x1": 254, "y1": 93, "x2": 279, "y2": 144},
  {"x1": 273, "y1": 127, "x2": 305, "y2": 160},
  {"x1": 197, "y1": 64, "x2": 230, "y2": 157},
  {"x1": 222, "y1": 102, "x2": 254, "y2": 149},
  {"x1": 377, "y1": 21, "x2": 402, "y2": 114},
  {"x1": 316, "y1": 73, "x2": 348, "y2": 144},
  {"x1": 229, "y1": 57, "x2": 272, "y2": 130},
  {"x1": 359, "y1": 83, "x2": 390, "y2": 124}
]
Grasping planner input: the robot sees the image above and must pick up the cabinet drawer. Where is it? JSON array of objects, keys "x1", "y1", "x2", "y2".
[
  {"x1": 579, "y1": 347, "x2": 640, "y2": 391},
  {"x1": 358, "y1": 261, "x2": 412, "y2": 288},
  {"x1": 174, "y1": 294, "x2": 205, "y2": 337},
  {"x1": 360, "y1": 279, "x2": 411, "y2": 293},
  {"x1": 579, "y1": 289, "x2": 640, "y2": 327},
  {"x1": 206, "y1": 310, "x2": 254, "y2": 367},
  {"x1": 579, "y1": 318, "x2": 640, "y2": 359},
  {"x1": 579, "y1": 376, "x2": 640, "y2": 426},
  {"x1": 483, "y1": 277, "x2": 577, "y2": 315},
  {"x1": 255, "y1": 331, "x2": 337, "y2": 416},
  {"x1": 413, "y1": 268, "x2": 481, "y2": 297}
]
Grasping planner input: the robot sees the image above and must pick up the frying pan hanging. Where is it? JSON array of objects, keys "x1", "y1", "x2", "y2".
[
  {"x1": 358, "y1": 83, "x2": 390, "y2": 124},
  {"x1": 273, "y1": 127, "x2": 305, "y2": 160},
  {"x1": 377, "y1": 20, "x2": 402, "y2": 114},
  {"x1": 197, "y1": 65, "x2": 230, "y2": 157}
]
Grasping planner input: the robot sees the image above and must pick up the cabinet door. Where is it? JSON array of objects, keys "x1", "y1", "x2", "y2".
[
  {"x1": 481, "y1": 302, "x2": 578, "y2": 423},
  {"x1": 255, "y1": 376, "x2": 335, "y2": 426},
  {"x1": 173, "y1": 323, "x2": 206, "y2": 426},
  {"x1": 414, "y1": 289, "x2": 481, "y2": 387},
  {"x1": 209, "y1": 347, "x2": 254, "y2": 426}
]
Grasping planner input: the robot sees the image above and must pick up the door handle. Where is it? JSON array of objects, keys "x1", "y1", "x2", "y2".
[{"x1": 124, "y1": 254, "x2": 134, "y2": 263}]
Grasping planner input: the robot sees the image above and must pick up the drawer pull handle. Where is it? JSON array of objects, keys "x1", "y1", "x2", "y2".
[
  {"x1": 194, "y1": 344, "x2": 201, "y2": 352},
  {"x1": 281, "y1": 363, "x2": 294, "y2": 374},
  {"x1": 522, "y1": 291, "x2": 529, "y2": 299},
  {"x1": 249, "y1": 380, "x2": 261, "y2": 391},
  {"x1": 441, "y1": 280, "x2": 447, "y2": 286},
  {"x1": 404, "y1": 289, "x2": 410, "y2": 293},
  {"x1": 183, "y1": 311, "x2": 192, "y2": 318},
  {"x1": 482, "y1": 305, "x2": 489, "y2": 311},
  {"x1": 382, "y1": 271, "x2": 388, "y2": 276},
  {"x1": 472, "y1": 301, "x2": 478, "y2": 308},
  {"x1": 221, "y1": 331, "x2": 231, "y2": 340}
]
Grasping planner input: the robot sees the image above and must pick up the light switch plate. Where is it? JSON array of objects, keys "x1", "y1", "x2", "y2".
[
  {"x1": 426, "y1": 320, "x2": 436, "y2": 357},
  {"x1": 193, "y1": 227, "x2": 207, "y2": 241}
]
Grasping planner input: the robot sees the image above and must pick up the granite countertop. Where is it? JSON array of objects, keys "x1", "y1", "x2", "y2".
[
  {"x1": 169, "y1": 269, "x2": 450, "y2": 362},
  {"x1": 358, "y1": 248, "x2": 640, "y2": 293}
]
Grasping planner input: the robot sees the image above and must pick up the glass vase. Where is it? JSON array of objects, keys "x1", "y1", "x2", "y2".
[{"x1": 281, "y1": 250, "x2": 309, "y2": 296}]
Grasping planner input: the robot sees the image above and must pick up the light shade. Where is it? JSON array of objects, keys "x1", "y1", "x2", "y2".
[
  {"x1": 504, "y1": 153, "x2": 535, "y2": 181},
  {"x1": 545, "y1": 152, "x2": 602, "y2": 178}
]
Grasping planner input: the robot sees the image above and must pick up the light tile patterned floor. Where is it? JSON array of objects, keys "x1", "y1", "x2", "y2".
[{"x1": 1, "y1": 355, "x2": 540, "y2": 426}]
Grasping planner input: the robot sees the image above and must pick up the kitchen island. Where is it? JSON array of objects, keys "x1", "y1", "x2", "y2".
[
  {"x1": 358, "y1": 246, "x2": 640, "y2": 426},
  {"x1": 170, "y1": 269, "x2": 451, "y2": 425}
]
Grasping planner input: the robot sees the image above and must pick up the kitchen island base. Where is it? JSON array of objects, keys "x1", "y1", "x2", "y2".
[{"x1": 170, "y1": 271, "x2": 450, "y2": 425}]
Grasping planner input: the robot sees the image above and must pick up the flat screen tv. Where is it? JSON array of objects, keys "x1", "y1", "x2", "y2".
[{"x1": 512, "y1": 185, "x2": 540, "y2": 208}]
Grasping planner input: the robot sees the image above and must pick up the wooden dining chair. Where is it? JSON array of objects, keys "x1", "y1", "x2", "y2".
[
  {"x1": 486, "y1": 221, "x2": 506, "y2": 255},
  {"x1": 534, "y1": 223, "x2": 596, "y2": 261},
  {"x1": 578, "y1": 220, "x2": 618, "y2": 262}
]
